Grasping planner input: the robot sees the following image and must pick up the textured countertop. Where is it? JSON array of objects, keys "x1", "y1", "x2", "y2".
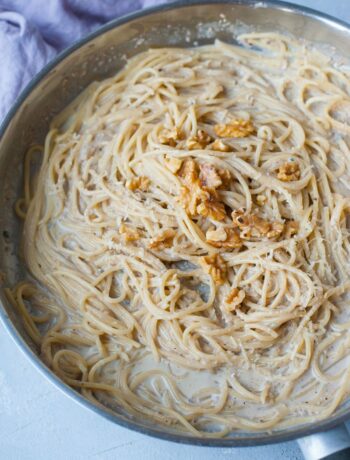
[{"x1": 1, "y1": 1, "x2": 350, "y2": 459}]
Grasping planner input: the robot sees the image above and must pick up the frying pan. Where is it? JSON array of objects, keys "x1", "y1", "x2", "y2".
[{"x1": 1, "y1": 2, "x2": 350, "y2": 459}]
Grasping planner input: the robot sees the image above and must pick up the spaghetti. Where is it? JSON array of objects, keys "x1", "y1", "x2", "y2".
[{"x1": 7, "y1": 33, "x2": 350, "y2": 436}]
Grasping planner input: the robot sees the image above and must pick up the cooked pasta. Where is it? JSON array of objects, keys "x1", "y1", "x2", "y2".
[{"x1": 7, "y1": 32, "x2": 350, "y2": 436}]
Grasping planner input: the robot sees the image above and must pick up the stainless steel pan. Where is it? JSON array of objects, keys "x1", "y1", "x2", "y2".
[{"x1": 1, "y1": 2, "x2": 350, "y2": 458}]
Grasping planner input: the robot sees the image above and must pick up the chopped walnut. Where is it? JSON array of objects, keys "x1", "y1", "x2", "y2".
[
  {"x1": 232, "y1": 208, "x2": 284, "y2": 240},
  {"x1": 225, "y1": 287, "x2": 245, "y2": 311},
  {"x1": 197, "y1": 197, "x2": 226, "y2": 221},
  {"x1": 178, "y1": 159, "x2": 198, "y2": 187},
  {"x1": 177, "y1": 160, "x2": 227, "y2": 221},
  {"x1": 214, "y1": 119, "x2": 254, "y2": 138},
  {"x1": 159, "y1": 127, "x2": 183, "y2": 147},
  {"x1": 217, "y1": 168, "x2": 231, "y2": 189},
  {"x1": 186, "y1": 139, "x2": 202, "y2": 150},
  {"x1": 197, "y1": 129, "x2": 212, "y2": 144},
  {"x1": 186, "y1": 129, "x2": 212, "y2": 150},
  {"x1": 284, "y1": 220, "x2": 299, "y2": 238},
  {"x1": 119, "y1": 223, "x2": 140, "y2": 242},
  {"x1": 201, "y1": 254, "x2": 227, "y2": 285},
  {"x1": 256, "y1": 194, "x2": 267, "y2": 206},
  {"x1": 165, "y1": 156, "x2": 183, "y2": 173},
  {"x1": 277, "y1": 162, "x2": 300, "y2": 182},
  {"x1": 206, "y1": 227, "x2": 242, "y2": 249},
  {"x1": 199, "y1": 163, "x2": 222, "y2": 189},
  {"x1": 211, "y1": 139, "x2": 231, "y2": 152},
  {"x1": 126, "y1": 176, "x2": 150, "y2": 191},
  {"x1": 149, "y1": 229, "x2": 175, "y2": 249},
  {"x1": 206, "y1": 227, "x2": 227, "y2": 242},
  {"x1": 179, "y1": 186, "x2": 206, "y2": 216},
  {"x1": 267, "y1": 222, "x2": 285, "y2": 239}
]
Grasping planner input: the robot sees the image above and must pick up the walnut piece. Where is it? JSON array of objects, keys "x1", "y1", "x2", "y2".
[
  {"x1": 159, "y1": 127, "x2": 183, "y2": 147},
  {"x1": 177, "y1": 159, "x2": 227, "y2": 221},
  {"x1": 277, "y1": 162, "x2": 300, "y2": 182},
  {"x1": 214, "y1": 119, "x2": 254, "y2": 138},
  {"x1": 197, "y1": 129, "x2": 212, "y2": 144},
  {"x1": 206, "y1": 227, "x2": 242, "y2": 249},
  {"x1": 201, "y1": 254, "x2": 227, "y2": 285},
  {"x1": 284, "y1": 220, "x2": 299, "y2": 238},
  {"x1": 232, "y1": 208, "x2": 284, "y2": 240},
  {"x1": 199, "y1": 163, "x2": 222, "y2": 189},
  {"x1": 225, "y1": 287, "x2": 245, "y2": 311},
  {"x1": 206, "y1": 227, "x2": 227, "y2": 242},
  {"x1": 196, "y1": 197, "x2": 227, "y2": 221},
  {"x1": 179, "y1": 185, "x2": 206, "y2": 217},
  {"x1": 267, "y1": 222, "x2": 285, "y2": 238},
  {"x1": 126, "y1": 176, "x2": 150, "y2": 191},
  {"x1": 165, "y1": 156, "x2": 183, "y2": 173},
  {"x1": 217, "y1": 168, "x2": 231, "y2": 189},
  {"x1": 186, "y1": 129, "x2": 212, "y2": 150},
  {"x1": 211, "y1": 139, "x2": 231, "y2": 152},
  {"x1": 178, "y1": 159, "x2": 198, "y2": 187},
  {"x1": 119, "y1": 223, "x2": 140, "y2": 242},
  {"x1": 149, "y1": 229, "x2": 175, "y2": 249}
]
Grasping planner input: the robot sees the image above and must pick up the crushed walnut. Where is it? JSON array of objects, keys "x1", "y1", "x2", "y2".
[
  {"x1": 119, "y1": 223, "x2": 140, "y2": 242},
  {"x1": 232, "y1": 208, "x2": 284, "y2": 239},
  {"x1": 284, "y1": 220, "x2": 299, "y2": 238},
  {"x1": 206, "y1": 227, "x2": 242, "y2": 249},
  {"x1": 159, "y1": 127, "x2": 183, "y2": 147},
  {"x1": 126, "y1": 176, "x2": 150, "y2": 191},
  {"x1": 225, "y1": 287, "x2": 245, "y2": 311},
  {"x1": 177, "y1": 159, "x2": 227, "y2": 221},
  {"x1": 165, "y1": 156, "x2": 183, "y2": 173},
  {"x1": 277, "y1": 162, "x2": 300, "y2": 182},
  {"x1": 214, "y1": 119, "x2": 254, "y2": 138},
  {"x1": 186, "y1": 129, "x2": 212, "y2": 150},
  {"x1": 149, "y1": 229, "x2": 175, "y2": 249},
  {"x1": 211, "y1": 139, "x2": 231, "y2": 152},
  {"x1": 201, "y1": 254, "x2": 227, "y2": 285}
]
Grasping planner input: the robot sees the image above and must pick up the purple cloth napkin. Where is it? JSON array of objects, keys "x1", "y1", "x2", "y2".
[{"x1": 0, "y1": 0, "x2": 170, "y2": 122}]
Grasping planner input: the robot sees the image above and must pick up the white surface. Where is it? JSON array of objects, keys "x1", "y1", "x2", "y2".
[{"x1": 1, "y1": 1, "x2": 350, "y2": 459}]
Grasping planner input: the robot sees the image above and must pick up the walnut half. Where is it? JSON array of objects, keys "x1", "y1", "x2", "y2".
[{"x1": 177, "y1": 159, "x2": 227, "y2": 221}]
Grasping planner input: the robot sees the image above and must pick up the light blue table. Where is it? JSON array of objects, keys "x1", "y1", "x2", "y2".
[{"x1": 1, "y1": 1, "x2": 350, "y2": 459}]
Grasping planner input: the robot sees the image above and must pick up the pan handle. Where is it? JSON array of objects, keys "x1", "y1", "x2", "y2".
[{"x1": 297, "y1": 424, "x2": 350, "y2": 460}]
